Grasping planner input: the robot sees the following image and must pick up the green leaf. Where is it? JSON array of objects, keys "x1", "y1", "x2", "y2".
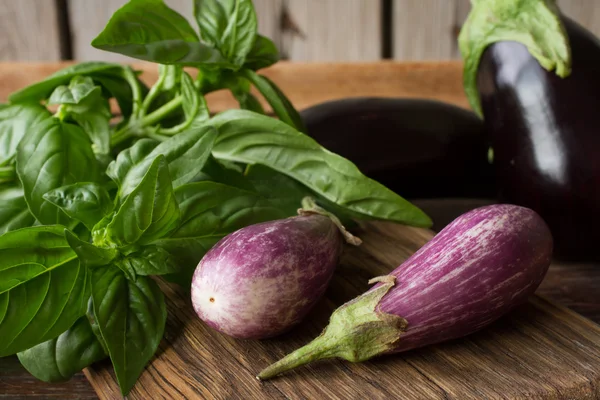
[
  {"x1": 244, "y1": 34, "x2": 279, "y2": 70},
  {"x1": 194, "y1": 0, "x2": 258, "y2": 66},
  {"x1": 58, "y1": 83, "x2": 112, "y2": 156},
  {"x1": 17, "y1": 316, "x2": 107, "y2": 383},
  {"x1": 86, "y1": 297, "x2": 108, "y2": 354},
  {"x1": 43, "y1": 183, "x2": 113, "y2": 231},
  {"x1": 91, "y1": 265, "x2": 166, "y2": 396},
  {"x1": 107, "y1": 125, "x2": 217, "y2": 199},
  {"x1": 159, "y1": 64, "x2": 183, "y2": 93},
  {"x1": 0, "y1": 103, "x2": 52, "y2": 167},
  {"x1": 48, "y1": 76, "x2": 98, "y2": 105},
  {"x1": 240, "y1": 69, "x2": 305, "y2": 131},
  {"x1": 458, "y1": 0, "x2": 570, "y2": 116},
  {"x1": 16, "y1": 119, "x2": 101, "y2": 226},
  {"x1": 156, "y1": 181, "x2": 285, "y2": 285},
  {"x1": 91, "y1": 0, "x2": 232, "y2": 67},
  {"x1": 197, "y1": 155, "x2": 256, "y2": 190},
  {"x1": 0, "y1": 226, "x2": 89, "y2": 357},
  {"x1": 0, "y1": 186, "x2": 36, "y2": 235},
  {"x1": 245, "y1": 165, "x2": 358, "y2": 228},
  {"x1": 210, "y1": 110, "x2": 432, "y2": 227},
  {"x1": 172, "y1": 181, "x2": 285, "y2": 238},
  {"x1": 65, "y1": 230, "x2": 119, "y2": 268},
  {"x1": 234, "y1": 91, "x2": 264, "y2": 113},
  {"x1": 8, "y1": 62, "x2": 125, "y2": 104},
  {"x1": 225, "y1": 76, "x2": 265, "y2": 113},
  {"x1": 142, "y1": 65, "x2": 183, "y2": 118},
  {"x1": 92, "y1": 73, "x2": 138, "y2": 119},
  {"x1": 115, "y1": 245, "x2": 179, "y2": 278},
  {"x1": 103, "y1": 155, "x2": 180, "y2": 247},
  {"x1": 244, "y1": 164, "x2": 309, "y2": 215},
  {"x1": 181, "y1": 71, "x2": 209, "y2": 122}
]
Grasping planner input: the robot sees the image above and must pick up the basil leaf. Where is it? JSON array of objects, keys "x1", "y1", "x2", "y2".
[
  {"x1": 181, "y1": 71, "x2": 209, "y2": 122},
  {"x1": 86, "y1": 298, "x2": 108, "y2": 354},
  {"x1": 172, "y1": 181, "x2": 285, "y2": 238},
  {"x1": 107, "y1": 125, "x2": 217, "y2": 199},
  {"x1": 156, "y1": 181, "x2": 285, "y2": 285},
  {"x1": 92, "y1": 0, "x2": 232, "y2": 68},
  {"x1": 234, "y1": 91, "x2": 264, "y2": 113},
  {"x1": 158, "y1": 64, "x2": 183, "y2": 93},
  {"x1": 103, "y1": 155, "x2": 179, "y2": 247},
  {"x1": 60, "y1": 86, "x2": 112, "y2": 156},
  {"x1": 198, "y1": 155, "x2": 256, "y2": 190},
  {"x1": 0, "y1": 226, "x2": 89, "y2": 357},
  {"x1": 65, "y1": 230, "x2": 118, "y2": 268},
  {"x1": 240, "y1": 69, "x2": 305, "y2": 131},
  {"x1": 225, "y1": 76, "x2": 265, "y2": 113},
  {"x1": 92, "y1": 70, "x2": 149, "y2": 119},
  {"x1": 8, "y1": 62, "x2": 125, "y2": 103},
  {"x1": 115, "y1": 245, "x2": 179, "y2": 277},
  {"x1": 48, "y1": 76, "x2": 97, "y2": 105},
  {"x1": 91, "y1": 265, "x2": 166, "y2": 396},
  {"x1": 210, "y1": 110, "x2": 432, "y2": 227},
  {"x1": 17, "y1": 316, "x2": 107, "y2": 383},
  {"x1": 194, "y1": 0, "x2": 258, "y2": 66},
  {"x1": 243, "y1": 164, "x2": 309, "y2": 215},
  {"x1": 16, "y1": 119, "x2": 101, "y2": 226},
  {"x1": 245, "y1": 164, "x2": 358, "y2": 228},
  {"x1": 0, "y1": 186, "x2": 35, "y2": 234},
  {"x1": 106, "y1": 139, "x2": 159, "y2": 192},
  {"x1": 244, "y1": 35, "x2": 279, "y2": 70},
  {"x1": 43, "y1": 183, "x2": 113, "y2": 231},
  {"x1": 0, "y1": 103, "x2": 52, "y2": 167}
]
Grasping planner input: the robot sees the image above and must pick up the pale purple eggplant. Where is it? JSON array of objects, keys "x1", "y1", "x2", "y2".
[
  {"x1": 258, "y1": 204, "x2": 553, "y2": 379},
  {"x1": 191, "y1": 199, "x2": 360, "y2": 340}
]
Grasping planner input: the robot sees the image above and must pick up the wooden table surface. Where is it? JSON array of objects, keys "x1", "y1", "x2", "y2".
[{"x1": 0, "y1": 62, "x2": 599, "y2": 399}]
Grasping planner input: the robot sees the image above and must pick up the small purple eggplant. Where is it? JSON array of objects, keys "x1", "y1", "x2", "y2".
[
  {"x1": 258, "y1": 204, "x2": 553, "y2": 379},
  {"x1": 191, "y1": 198, "x2": 361, "y2": 340}
]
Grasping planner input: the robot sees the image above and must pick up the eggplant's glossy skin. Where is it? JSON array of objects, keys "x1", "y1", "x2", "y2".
[
  {"x1": 477, "y1": 18, "x2": 600, "y2": 261},
  {"x1": 301, "y1": 98, "x2": 495, "y2": 199},
  {"x1": 191, "y1": 214, "x2": 343, "y2": 339}
]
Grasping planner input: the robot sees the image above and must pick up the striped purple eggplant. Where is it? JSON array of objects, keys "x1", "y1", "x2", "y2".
[
  {"x1": 258, "y1": 204, "x2": 553, "y2": 379},
  {"x1": 191, "y1": 199, "x2": 360, "y2": 340}
]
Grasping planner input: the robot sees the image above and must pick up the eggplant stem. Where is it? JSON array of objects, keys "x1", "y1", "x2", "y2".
[
  {"x1": 256, "y1": 275, "x2": 406, "y2": 380},
  {"x1": 257, "y1": 336, "x2": 337, "y2": 381},
  {"x1": 298, "y1": 196, "x2": 362, "y2": 246}
]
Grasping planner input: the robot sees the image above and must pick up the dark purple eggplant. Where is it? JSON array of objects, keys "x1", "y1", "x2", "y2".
[
  {"x1": 460, "y1": 0, "x2": 598, "y2": 261},
  {"x1": 300, "y1": 98, "x2": 495, "y2": 199}
]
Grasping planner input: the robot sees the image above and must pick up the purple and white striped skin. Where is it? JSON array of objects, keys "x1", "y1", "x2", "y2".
[
  {"x1": 375, "y1": 203, "x2": 552, "y2": 353},
  {"x1": 258, "y1": 204, "x2": 553, "y2": 379},
  {"x1": 191, "y1": 214, "x2": 344, "y2": 340}
]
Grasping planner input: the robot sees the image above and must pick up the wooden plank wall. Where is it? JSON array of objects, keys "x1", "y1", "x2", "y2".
[
  {"x1": 0, "y1": 0, "x2": 600, "y2": 62},
  {"x1": 0, "y1": 0, "x2": 63, "y2": 61}
]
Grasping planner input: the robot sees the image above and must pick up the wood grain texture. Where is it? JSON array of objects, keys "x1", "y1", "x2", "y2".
[
  {"x1": 68, "y1": 0, "x2": 281, "y2": 62},
  {"x1": 0, "y1": 0, "x2": 61, "y2": 61},
  {"x1": 0, "y1": 61, "x2": 470, "y2": 111},
  {"x1": 392, "y1": 0, "x2": 457, "y2": 61},
  {"x1": 559, "y1": 0, "x2": 600, "y2": 38},
  {"x1": 281, "y1": 0, "x2": 381, "y2": 61},
  {"x1": 2, "y1": 196, "x2": 600, "y2": 399},
  {"x1": 85, "y1": 221, "x2": 600, "y2": 399},
  {"x1": 0, "y1": 356, "x2": 96, "y2": 399}
]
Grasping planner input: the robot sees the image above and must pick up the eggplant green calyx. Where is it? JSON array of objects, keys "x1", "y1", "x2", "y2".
[
  {"x1": 298, "y1": 196, "x2": 362, "y2": 246},
  {"x1": 256, "y1": 275, "x2": 407, "y2": 380},
  {"x1": 458, "y1": 0, "x2": 571, "y2": 117}
]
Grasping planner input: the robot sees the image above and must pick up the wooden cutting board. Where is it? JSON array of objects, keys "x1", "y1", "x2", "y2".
[{"x1": 84, "y1": 221, "x2": 600, "y2": 399}]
